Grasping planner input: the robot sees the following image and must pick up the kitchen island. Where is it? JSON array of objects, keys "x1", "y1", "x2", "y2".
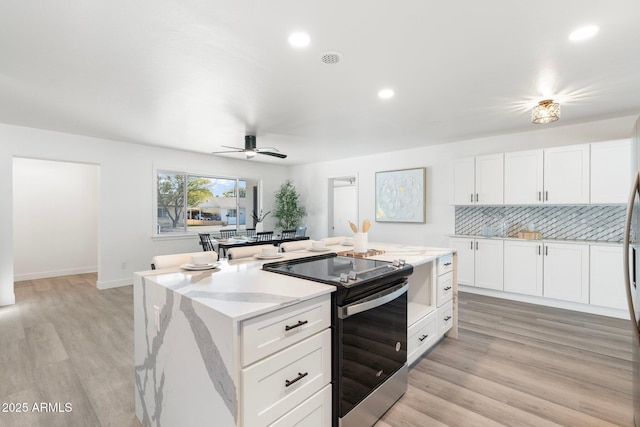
[{"x1": 134, "y1": 242, "x2": 456, "y2": 427}]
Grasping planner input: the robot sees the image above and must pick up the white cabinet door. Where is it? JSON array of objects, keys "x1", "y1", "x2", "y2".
[
  {"x1": 475, "y1": 153, "x2": 504, "y2": 205},
  {"x1": 452, "y1": 157, "x2": 475, "y2": 205},
  {"x1": 450, "y1": 238, "x2": 474, "y2": 285},
  {"x1": 474, "y1": 239, "x2": 504, "y2": 290},
  {"x1": 590, "y1": 245, "x2": 627, "y2": 310},
  {"x1": 590, "y1": 139, "x2": 632, "y2": 204},
  {"x1": 504, "y1": 149, "x2": 544, "y2": 204},
  {"x1": 504, "y1": 240, "x2": 543, "y2": 296},
  {"x1": 543, "y1": 144, "x2": 590, "y2": 204},
  {"x1": 543, "y1": 243, "x2": 589, "y2": 303}
]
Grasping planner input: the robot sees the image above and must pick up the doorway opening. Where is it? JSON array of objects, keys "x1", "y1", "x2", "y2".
[
  {"x1": 328, "y1": 175, "x2": 358, "y2": 237},
  {"x1": 13, "y1": 157, "x2": 100, "y2": 283}
]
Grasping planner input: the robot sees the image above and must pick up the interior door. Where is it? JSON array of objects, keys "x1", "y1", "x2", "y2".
[{"x1": 332, "y1": 178, "x2": 357, "y2": 237}]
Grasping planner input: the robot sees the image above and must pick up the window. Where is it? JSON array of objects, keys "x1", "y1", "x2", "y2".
[{"x1": 155, "y1": 170, "x2": 259, "y2": 235}]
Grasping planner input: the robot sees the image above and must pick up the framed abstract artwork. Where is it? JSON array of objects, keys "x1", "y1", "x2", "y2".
[{"x1": 375, "y1": 167, "x2": 425, "y2": 223}]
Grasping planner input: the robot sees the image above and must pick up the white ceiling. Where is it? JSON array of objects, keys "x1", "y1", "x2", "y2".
[{"x1": 1, "y1": 1, "x2": 639, "y2": 164}]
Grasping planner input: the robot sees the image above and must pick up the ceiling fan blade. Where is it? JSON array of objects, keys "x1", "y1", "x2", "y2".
[
  {"x1": 255, "y1": 147, "x2": 279, "y2": 153},
  {"x1": 211, "y1": 149, "x2": 243, "y2": 154},
  {"x1": 221, "y1": 145, "x2": 244, "y2": 151},
  {"x1": 257, "y1": 151, "x2": 287, "y2": 159}
]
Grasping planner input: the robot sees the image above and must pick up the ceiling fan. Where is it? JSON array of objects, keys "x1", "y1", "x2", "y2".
[{"x1": 211, "y1": 135, "x2": 287, "y2": 159}]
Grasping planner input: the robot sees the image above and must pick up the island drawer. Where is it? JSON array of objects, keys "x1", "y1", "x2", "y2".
[
  {"x1": 269, "y1": 384, "x2": 332, "y2": 427},
  {"x1": 436, "y1": 271, "x2": 454, "y2": 307},
  {"x1": 241, "y1": 294, "x2": 331, "y2": 367},
  {"x1": 407, "y1": 310, "x2": 437, "y2": 365},
  {"x1": 438, "y1": 300, "x2": 453, "y2": 336},
  {"x1": 241, "y1": 329, "x2": 331, "y2": 427},
  {"x1": 437, "y1": 254, "x2": 453, "y2": 276}
]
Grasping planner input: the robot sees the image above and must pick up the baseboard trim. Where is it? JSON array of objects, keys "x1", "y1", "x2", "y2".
[
  {"x1": 96, "y1": 278, "x2": 133, "y2": 290},
  {"x1": 459, "y1": 285, "x2": 629, "y2": 319},
  {"x1": 14, "y1": 267, "x2": 97, "y2": 282}
]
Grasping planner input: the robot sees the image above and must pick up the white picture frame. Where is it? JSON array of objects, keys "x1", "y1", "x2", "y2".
[{"x1": 375, "y1": 167, "x2": 426, "y2": 223}]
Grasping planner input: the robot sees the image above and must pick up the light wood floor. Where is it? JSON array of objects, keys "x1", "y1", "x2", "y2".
[{"x1": 0, "y1": 275, "x2": 634, "y2": 426}]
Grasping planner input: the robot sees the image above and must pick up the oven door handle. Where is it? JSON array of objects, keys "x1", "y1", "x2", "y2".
[{"x1": 338, "y1": 282, "x2": 408, "y2": 319}]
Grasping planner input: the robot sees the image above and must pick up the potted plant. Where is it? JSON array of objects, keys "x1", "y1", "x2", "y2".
[
  {"x1": 251, "y1": 209, "x2": 270, "y2": 232},
  {"x1": 273, "y1": 180, "x2": 307, "y2": 230}
]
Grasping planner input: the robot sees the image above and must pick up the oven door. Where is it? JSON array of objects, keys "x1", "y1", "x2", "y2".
[{"x1": 337, "y1": 281, "x2": 408, "y2": 424}]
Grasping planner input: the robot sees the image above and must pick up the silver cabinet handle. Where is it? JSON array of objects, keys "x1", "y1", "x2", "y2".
[
  {"x1": 538, "y1": 245, "x2": 541, "y2": 255},
  {"x1": 475, "y1": 241, "x2": 478, "y2": 250},
  {"x1": 545, "y1": 246, "x2": 548, "y2": 256},
  {"x1": 470, "y1": 193, "x2": 473, "y2": 203},
  {"x1": 475, "y1": 193, "x2": 479, "y2": 203},
  {"x1": 545, "y1": 191, "x2": 549, "y2": 201},
  {"x1": 470, "y1": 241, "x2": 473, "y2": 250},
  {"x1": 538, "y1": 191, "x2": 541, "y2": 201}
]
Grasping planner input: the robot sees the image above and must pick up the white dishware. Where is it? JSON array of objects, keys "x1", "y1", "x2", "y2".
[
  {"x1": 255, "y1": 253, "x2": 284, "y2": 260},
  {"x1": 311, "y1": 241, "x2": 327, "y2": 251},
  {"x1": 353, "y1": 232, "x2": 368, "y2": 253},
  {"x1": 261, "y1": 246, "x2": 278, "y2": 256},
  {"x1": 191, "y1": 254, "x2": 214, "y2": 266},
  {"x1": 180, "y1": 262, "x2": 221, "y2": 271}
]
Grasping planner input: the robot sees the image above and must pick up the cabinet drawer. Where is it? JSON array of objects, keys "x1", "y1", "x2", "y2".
[
  {"x1": 268, "y1": 384, "x2": 332, "y2": 427},
  {"x1": 242, "y1": 294, "x2": 331, "y2": 366},
  {"x1": 437, "y1": 254, "x2": 453, "y2": 276},
  {"x1": 242, "y1": 329, "x2": 332, "y2": 427},
  {"x1": 438, "y1": 301, "x2": 453, "y2": 336},
  {"x1": 407, "y1": 311, "x2": 437, "y2": 365},
  {"x1": 437, "y1": 271, "x2": 453, "y2": 307}
]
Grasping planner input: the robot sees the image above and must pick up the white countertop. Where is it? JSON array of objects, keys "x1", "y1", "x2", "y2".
[{"x1": 136, "y1": 242, "x2": 455, "y2": 322}]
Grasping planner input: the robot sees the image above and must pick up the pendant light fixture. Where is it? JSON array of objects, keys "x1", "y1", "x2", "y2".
[{"x1": 531, "y1": 99, "x2": 560, "y2": 124}]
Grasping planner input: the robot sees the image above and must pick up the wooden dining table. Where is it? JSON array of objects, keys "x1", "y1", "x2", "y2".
[{"x1": 215, "y1": 235, "x2": 310, "y2": 257}]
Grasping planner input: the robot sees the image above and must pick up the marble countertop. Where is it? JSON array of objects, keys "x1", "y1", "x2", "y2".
[{"x1": 136, "y1": 242, "x2": 455, "y2": 322}]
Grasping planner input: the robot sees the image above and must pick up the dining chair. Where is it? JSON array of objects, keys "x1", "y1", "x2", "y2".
[
  {"x1": 295, "y1": 226, "x2": 307, "y2": 237},
  {"x1": 256, "y1": 231, "x2": 274, "y2": 242},
  {"x1": 245, "y1": 228, "x2": 256, "y2": 237},
  {"x1": 281, "y1": 229, "x2": 297, "y2": 239},
  {"x1": 198, "y1": 233, "x2": 216, "y2": 252},
  {"x1": 219, "y1": 229, "x2": 238, "y2": 239}
]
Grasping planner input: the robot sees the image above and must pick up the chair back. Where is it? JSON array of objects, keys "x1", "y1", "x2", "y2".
[
  {"x1": 256, "y1": 231, "x2": 274, "y2": 242},
  {"x1": 198, "y1": 233, "x2": 216, "y2": 251},
  {"x1": 245, "y1": 228, "x2": 256, "y2": 237},
  {"x1": 281, "y1": 229, "x2": 297, "y2": 239},
  {"x1": 151, "y1": 251, "x2": 218, "y2": 270},
  {"x1": 295, "y1": 226, "x2": 307, "y2": 237},
  {"x1": 220, "y1": 229, "x2": 237, "y2": 239}
]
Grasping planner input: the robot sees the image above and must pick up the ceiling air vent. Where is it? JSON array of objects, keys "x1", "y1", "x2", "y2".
[{"x1": 320, "y1": 51, "x2": 343, "y2": 65}]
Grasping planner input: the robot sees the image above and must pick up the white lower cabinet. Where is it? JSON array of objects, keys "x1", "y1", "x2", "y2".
[
  {"x1": 407, "y1": 310, "x2": 438, "y2": 366},
  {"x1": 504, "y1": 240, "x2": 543, "y2": 296},
  {"x1": 449, "y1": 237, "x2": 503, "y2": 289},
  {"x1": 543, "y1": 242, "x2": 589, "y2": 304},
  {"x1": 590, "y1": 245, "x2": 627, "y2": 310},
  {"x1": 240, "y1": 294, "x2": 332, "y2": 427},
  {"x1": 438, "y1": 300, "x2": 453, "y2": 336}
]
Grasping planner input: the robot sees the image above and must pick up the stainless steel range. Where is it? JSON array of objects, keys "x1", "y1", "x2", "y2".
[{"x1": 263, "y1": 253, "x2": 413, "y2": 427}]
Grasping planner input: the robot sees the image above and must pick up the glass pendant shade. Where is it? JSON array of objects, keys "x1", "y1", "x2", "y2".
[{"x1": 531, "y1": 99, "x2": 560, "y2": 124}]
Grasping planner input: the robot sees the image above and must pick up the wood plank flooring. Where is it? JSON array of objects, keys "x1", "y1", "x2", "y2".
[
  {"x1": 378, "y1": 293, "x2": 634, "y2": 427},
  {"x1": 0, "y1": 275, "x2": 634, "y2": 426}
]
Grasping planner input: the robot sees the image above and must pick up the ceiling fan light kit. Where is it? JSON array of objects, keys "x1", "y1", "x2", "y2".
[
  {"x1": 211, "y1": 135, "x2": 287, "y2": 159},
  {"x1": 531, "y1": 99, "x2": 560, "y2": 124}
]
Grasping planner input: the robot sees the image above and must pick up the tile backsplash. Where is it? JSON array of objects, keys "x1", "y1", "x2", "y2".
[{"x1": 455, "y1": 205, "x2": 626, "y2": 242}]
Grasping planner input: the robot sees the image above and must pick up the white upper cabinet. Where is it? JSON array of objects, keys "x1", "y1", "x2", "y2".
[
  {"x1": 543, "y1": 144, "x2": 590, "y2": 204},
  {"x1": 475, "y1": 154, "x2": 504, "y2": 205},
  {"x1": 590, "y1": 139, "x2": 632, "y2": 204},
  {"x1": 452, "y1": 154, "x2": 503, "y2": 205},
  {"x1": 452, "y1": 157, "x2": 475, "y2": 205},
  {"x1": 504, "y1": 149, "x2": 544, "y2": 204}
]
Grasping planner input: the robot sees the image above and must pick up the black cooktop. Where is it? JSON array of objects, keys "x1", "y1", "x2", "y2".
[{"x1": 263, "y1": 253, "x2": 413, "y2": 296}]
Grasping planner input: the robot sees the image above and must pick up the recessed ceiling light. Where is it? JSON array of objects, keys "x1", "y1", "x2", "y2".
[
  {"x1": 569, "y1": 25, "x2": 599, "y2": 41},
  {"x1": 378, "y1": 89, "x2": 395, "y2": 99},
  {"x1": 288, "y1": 32, "x2": 310, "y2": 48}
]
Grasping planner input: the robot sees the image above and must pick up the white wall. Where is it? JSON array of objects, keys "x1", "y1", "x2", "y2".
[
  {"x1": 0, "y1": 123, "x2": 289, "y2": 305},
  {"x1": 13, "y1": 158, "x2": 99, "y2": 280},
  {"x1": 290, "y1": 115, "x2": 639, "y2": 247}
]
